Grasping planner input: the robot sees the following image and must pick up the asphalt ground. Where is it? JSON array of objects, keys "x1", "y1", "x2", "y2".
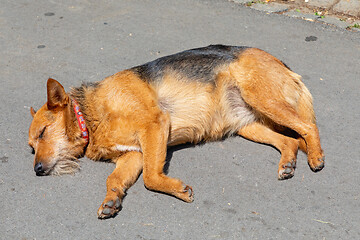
[{"x1": 1, "y1": 0, "x2": 359, "y2": 239}]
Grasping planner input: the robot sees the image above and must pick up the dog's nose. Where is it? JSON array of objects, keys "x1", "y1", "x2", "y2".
[{"x1": 34, "y1": 162, "x2": 44, "y2": 175}]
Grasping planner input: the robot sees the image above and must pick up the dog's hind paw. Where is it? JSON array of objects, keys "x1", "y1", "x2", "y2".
[
  {"x1": 309, "y1": 155, "x2": 325, "y2": 172},
  {"x1": 97, "y1": 197, "x2": 122, "y2": 219},
  {"x1": 278, "y1": 161, "x2": 296, "y2": 180}
]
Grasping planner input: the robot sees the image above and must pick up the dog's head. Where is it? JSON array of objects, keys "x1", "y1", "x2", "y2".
[{"x1": 28, "y1": 78, "x2": 86, "y2": 176}]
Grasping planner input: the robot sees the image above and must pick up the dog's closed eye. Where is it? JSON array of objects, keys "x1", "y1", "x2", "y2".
[{"x1": 39, "y1": 127, "x2": 46, "y2": 139}]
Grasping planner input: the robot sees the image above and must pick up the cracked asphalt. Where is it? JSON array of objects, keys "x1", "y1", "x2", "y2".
[{"x1": 1, "y1": 0, "x2": 359, "y2": 239}]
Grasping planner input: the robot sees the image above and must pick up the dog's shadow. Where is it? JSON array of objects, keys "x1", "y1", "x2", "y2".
[{"x1": 163, "y1": 143, "x2": 196, "y2": 174}]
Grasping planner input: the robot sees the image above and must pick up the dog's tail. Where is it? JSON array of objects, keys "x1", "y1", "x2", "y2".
[{"x1": 293, "y1": 72, "x2": 316, "y2": 153}]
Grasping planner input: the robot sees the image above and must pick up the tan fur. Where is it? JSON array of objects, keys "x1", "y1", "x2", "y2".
[{"x1": 28, "y1": 47, "x2": 324, "y2": 219}]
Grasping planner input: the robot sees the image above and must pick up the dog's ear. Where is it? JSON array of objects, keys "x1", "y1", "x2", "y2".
[
  {"x1": 30, "y1": 107, "x2": 36, "y2": 117},
  {"x1": 47, "y1": 78, "x2": 69, "y2": 110}
]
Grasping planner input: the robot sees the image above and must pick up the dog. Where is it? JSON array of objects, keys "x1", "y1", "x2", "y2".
[{"x1": 28, "y1": 45, "x2": 325, "y2": 219}]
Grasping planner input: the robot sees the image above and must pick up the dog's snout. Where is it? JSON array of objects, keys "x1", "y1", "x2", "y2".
[{"x1": 34, "y1": 162, "x2": 44, "y2": 175}]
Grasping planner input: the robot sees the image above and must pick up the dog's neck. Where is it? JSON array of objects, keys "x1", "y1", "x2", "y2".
[{"x1": 69, "y1": 82, "x2": 109, "y2": 160}]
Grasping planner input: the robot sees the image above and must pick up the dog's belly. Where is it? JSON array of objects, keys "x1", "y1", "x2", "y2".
[{"x1": 155, "y1": 79, "x2": 257, "y2": 146}]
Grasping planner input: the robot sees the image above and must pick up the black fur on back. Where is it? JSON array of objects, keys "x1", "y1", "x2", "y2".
[{"x1": 131, "y1": 45, "x2": 248, "y2": 83}]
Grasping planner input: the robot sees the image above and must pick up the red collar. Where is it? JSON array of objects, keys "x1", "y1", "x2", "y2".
[{"x1": 71, "y1": 99, "x2": 89, "y2": 143}]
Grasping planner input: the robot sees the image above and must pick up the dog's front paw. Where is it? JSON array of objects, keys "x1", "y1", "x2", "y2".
[
  {"x1": 278, "y1": 160, "x2": 296, "y2": 180},
  {"x1": 97, "y1": 196, "x2": 122, "y2": 219},
  {"x1": 175, "y1": 184, "x2": 194, "y2": 203}
]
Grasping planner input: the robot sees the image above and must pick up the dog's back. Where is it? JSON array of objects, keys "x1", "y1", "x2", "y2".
[{"x1": 131, "y1": 45, "x2": 247, "y2": 83}]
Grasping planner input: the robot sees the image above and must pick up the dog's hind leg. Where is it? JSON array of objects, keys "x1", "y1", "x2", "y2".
[
  {"x1": 230, "y1": 48, "x2": 324, "y2": 172},
  {"x1": 97, "y1": 151, "x2": 143, "y2": 219},
  {"x1": 238, "y1": 122, "x2": 299, "y2": 179},
  {"x1": 139, "y1": 112, "x2": 194, "y2": 203},
  {"x1": 238, "y1": 84, "x2": 324, "y2": 172}
]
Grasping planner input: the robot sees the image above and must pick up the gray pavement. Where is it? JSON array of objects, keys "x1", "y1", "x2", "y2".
[{"x1": 1, "y1": 0, "x2": 360, "y2": 239}]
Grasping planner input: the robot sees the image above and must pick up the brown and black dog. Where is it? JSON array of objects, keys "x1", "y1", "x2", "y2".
[{"x1": 28, "y1": 45, "x2": 324, "y2": 219}]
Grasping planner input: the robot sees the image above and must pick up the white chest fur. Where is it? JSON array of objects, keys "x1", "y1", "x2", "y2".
[{"x1": 114, "y1": 144, "x2": 142, "y2": 152}]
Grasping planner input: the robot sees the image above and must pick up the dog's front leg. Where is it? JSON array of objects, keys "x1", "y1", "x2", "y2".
[
  {"x1": 97, "y1": 151, "x2": 143, "y2": 219},
  {"x1": 139, "y1": 112, "x2": 194, "y2": 203}
]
